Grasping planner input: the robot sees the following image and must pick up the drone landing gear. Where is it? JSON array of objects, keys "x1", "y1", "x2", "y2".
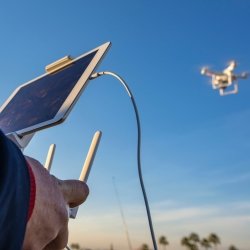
[{"x1": 219, "y1": 82, "x2": 238, "y2": 96}]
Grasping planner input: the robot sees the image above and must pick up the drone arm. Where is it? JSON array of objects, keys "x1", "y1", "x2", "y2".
[
  {"x1": 201, "y1": 68, "x2": 215, "y2": 77},
  {"x1": 235, "y1": 73, "x2": 249, "y2": 79},
  {"x1": 223, "y1": 61, "x2": 237, "y2": 74}
]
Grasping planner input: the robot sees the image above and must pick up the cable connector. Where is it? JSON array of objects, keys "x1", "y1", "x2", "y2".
[{"x1": 90, "y1": 72, "x2": 105, "y2": 80}]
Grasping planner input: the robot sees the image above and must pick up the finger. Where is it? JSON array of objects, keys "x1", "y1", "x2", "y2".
[
  {"x1": 58, "y1": 180, "x2": 89, "y2": 207},
  {"x1": 43, "y1": 226, "x2": 68, "y2": 250},
  {"x1": 25, "y1": 156, "x2": 43, "y2": 168}
]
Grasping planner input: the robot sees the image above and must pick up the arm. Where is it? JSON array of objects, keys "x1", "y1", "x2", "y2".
[{"x1": 0, "y1": 130, "x2": 30, "y2": 249}]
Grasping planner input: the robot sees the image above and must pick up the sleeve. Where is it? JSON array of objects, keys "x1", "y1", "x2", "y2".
[{"x1": 0, "y1": 130, "x2": 30, "y2": 250}]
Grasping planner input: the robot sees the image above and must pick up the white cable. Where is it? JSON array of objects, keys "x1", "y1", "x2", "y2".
[{"x1": 90, "y1": 71, "x2": 158, "y2": 250}]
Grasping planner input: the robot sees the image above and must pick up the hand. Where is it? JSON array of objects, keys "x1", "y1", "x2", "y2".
[{"x1": 22, "y1": 157, "x2": 89, "y2": 250}]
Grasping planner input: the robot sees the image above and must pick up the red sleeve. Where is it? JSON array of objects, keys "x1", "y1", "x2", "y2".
[{"x1": 26, "y1": 163, "x2": 36, "y2": 221}]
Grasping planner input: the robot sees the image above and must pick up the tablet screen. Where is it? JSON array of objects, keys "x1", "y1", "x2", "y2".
[{"x1": 0, "y1": 50, "x2": 97, "y2": 135}]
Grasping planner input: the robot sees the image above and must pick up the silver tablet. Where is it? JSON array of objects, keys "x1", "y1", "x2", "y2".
[{"x1": 0, "y1": 42, "x2": 111, "y2": 136}]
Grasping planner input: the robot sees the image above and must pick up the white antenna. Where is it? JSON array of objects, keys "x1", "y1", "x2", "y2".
[
  {"x1": 44, "y1": 144, "x2": 56, "y2": 171},
  {"x1": 69, "y1": 131, "x2": 102, "y2": 218}
]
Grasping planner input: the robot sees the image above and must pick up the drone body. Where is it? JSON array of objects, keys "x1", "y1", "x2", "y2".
[{"x1": 201, "y1": 60, "x2": 248, "y2": 96}]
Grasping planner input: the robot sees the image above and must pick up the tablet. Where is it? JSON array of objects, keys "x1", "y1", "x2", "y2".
[{"x1": 0, "y1": 42, "x2": 111, "y2": 136}]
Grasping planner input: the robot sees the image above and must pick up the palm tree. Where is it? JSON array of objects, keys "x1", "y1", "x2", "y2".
[
  {"x1": 140, "y1": 243, "x2": 149, "y2": 250},
  {"x1": 181, "y1": 237, "x2": 191, "y2": 250},
  {"x1": 190, "y1": 245, "x2": 199, "y2": 250},
  {"x1": 189, "y1": 232, "x2": 200, "y2": 250},
  {"x1": 70, "y1": 243, "x2": 80, "y2": 250},
  {"x1": 158, "y1": 236, "x2": 169, "y2": 250},
  {"x1": 208, "y1": 233, "x2": 220, "y2": 250},
  {"x1": 189, "y1": 233, "x2": 200, "y2": 243},
  {"x1": 228, "y1": 245, "x2": 238, "y2": 250},
  {"x1": 200, "y1": 238, "x2": 211, "y2": 250}
]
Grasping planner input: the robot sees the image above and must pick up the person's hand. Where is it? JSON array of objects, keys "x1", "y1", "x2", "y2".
[{"x1": 22, "y1": 157, "x2": 89, "y2": 250}]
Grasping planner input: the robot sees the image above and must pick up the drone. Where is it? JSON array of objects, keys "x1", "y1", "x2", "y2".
[{"x1": 201, "y1": 60, "x2": 248, "y2": 96}]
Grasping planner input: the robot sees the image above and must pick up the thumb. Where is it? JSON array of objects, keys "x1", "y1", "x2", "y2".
[{"x1": 58, "y1": 180, "x2": 89, "y2": 208}]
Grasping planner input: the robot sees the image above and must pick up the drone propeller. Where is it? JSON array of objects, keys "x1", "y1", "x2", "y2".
[
  {"x1": 200, "y1": 66, "x2": 208, "y2": 75},
  {"x1": 227, "y1": 60, "x2": 237, "y2": 67},
  {"x1": 200, "y1": 66, "x2": 216, "y2": 77},
  {"x1": 223, "y1": 60, "x2": 237, "y2": 73},
  {"x1": 239, "y1": 71, "x2": 249, "y2": 79}
]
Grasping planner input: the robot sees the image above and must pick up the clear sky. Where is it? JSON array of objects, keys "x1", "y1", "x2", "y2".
[{"x1": 1, "y1": 1, "x2": 250, "y2": 250}]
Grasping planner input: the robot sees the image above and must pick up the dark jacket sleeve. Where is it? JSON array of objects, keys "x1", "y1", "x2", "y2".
[{"x1": 0, "y1": 130, "x2": 30, "y2": 249}]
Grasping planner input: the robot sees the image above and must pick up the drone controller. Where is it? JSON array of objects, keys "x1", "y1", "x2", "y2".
[
  {"x1": 0, "y1": 42, "x2": 158, "y2": 250},
  {"x1": 0, "y1": 42, "x2": 110, "y2": 217},
  {"x1": 0, "y1": 43, "x2": 110, "y2": 250},
  {"x1": 0, "y1": 41, "x2": 109, "y2": 225}
]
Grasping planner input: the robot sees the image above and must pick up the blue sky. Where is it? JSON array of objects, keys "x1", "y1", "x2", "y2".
[{"x1": 1, "y1": 1, "x2": 250, "y2": 250}]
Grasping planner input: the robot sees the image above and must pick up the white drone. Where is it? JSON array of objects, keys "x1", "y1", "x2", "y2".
[{"x1": 201, "y1": 60, "x2": 248, "y2": 96}]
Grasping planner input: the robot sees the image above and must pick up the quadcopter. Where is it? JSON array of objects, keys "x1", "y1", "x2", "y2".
[{"x1": 201, "y1": 60, "x2": 248, "y2": 96}]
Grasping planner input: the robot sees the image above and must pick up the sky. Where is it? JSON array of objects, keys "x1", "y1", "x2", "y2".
[{"x1": 1, "y1": 1, "x2": 250, "y2": 250}]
